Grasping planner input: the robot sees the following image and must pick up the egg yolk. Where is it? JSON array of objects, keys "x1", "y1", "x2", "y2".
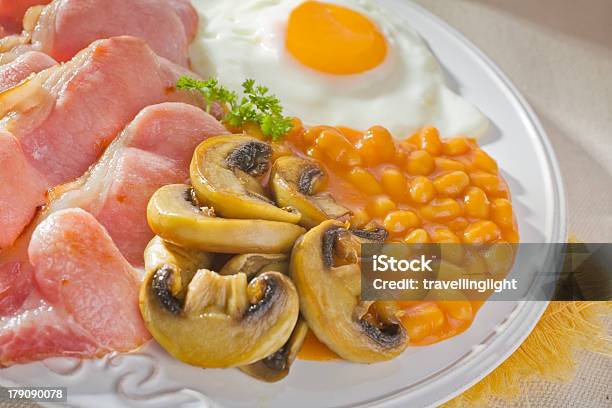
[{"x1": 286, "y1": 1, "x2": 387, "y2": 75}]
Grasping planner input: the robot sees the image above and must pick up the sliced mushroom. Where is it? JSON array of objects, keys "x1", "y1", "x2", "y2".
[
  {"x1": 271, "y1": 156, "x2": 351, "y2": 228},
  {"x1": 190, "y1": 135, "x2": 300, "y2": 223},
  {"x1": 219, "y1": 253, "x2": 305, "y2": 381},
  {"x1": 140, "y1": 239, "x2": 300, "y2": 368},
  {"x1": 147, "y1": 184, "x2": 305, "y2": 253},
  {"x1": 220, "y1": 253, "x2": 289, "y2": 278},
  {"x1": 240, "y1": 317, "x2": 308, "y2": 382},
  {"x1": 350, "y1": 222, "x2": 388, "y2": 243},
  {"x1": 144, "y1": 236, "x2": 214, "y2": 312},
  {"x1": 290, "y1": 220, "x2": 408, "y2": 363}
]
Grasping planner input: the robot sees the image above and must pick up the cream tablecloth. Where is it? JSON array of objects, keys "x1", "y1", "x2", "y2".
[
  {"x1": 415, "y1": 0, "x2": 612, "y2": 243},
  {"x1": 413, "y1": 0, "x2": 612, "y2": 406}
]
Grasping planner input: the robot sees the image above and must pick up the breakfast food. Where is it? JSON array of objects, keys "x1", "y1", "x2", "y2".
[
  {"x1": 271, "y1": 156, "x2": 351, "y2": 228},
  {"x1": 0, "y1": 0, "x2": 49, "y2": 35},
  {"x1": 0, "y1": 102, "x2": 225, "y2": 362},
  {"x1": 0, "y1": 0, "x2": 520, "y2": 392},
  {"x1": 240, "y1": 317, "x2": 309, "y2": 382},
  {"x1": 284, "y1": 122, "x2": 517, "y2": 347},
  {"x1": 190, "y1": 135, "x2": 302, "y2": 223},
  {"x1": 138, "y1": 92, "x2": 517, "y2": 377},
  {"x1": 147, "y1": 184, "x2": 305, "y2": 254},
  {"x1": 190, "y1": 0, "x2": 488, "y2": 138},
  {"x1": 285, "y1": 125, "x2": 517, "y2": 245},
  {"x1": 0, "y1": 208, "x2": 149, "y2": 365},
  {"x1": 0, "y1": 36, "x2": 200, "y2": 249},
  {"x1": 140, "y1": 236, "x2": 300, "y2": 368},
  {"x1": 0, "y1": 0, "x2": 197, "y2": 66},
  {"x1": 0, "y1": 51, "x2": 55, "y2": 92},
  {"x1": 291, "y1": 221, "x2": 408, "y2": 362}
]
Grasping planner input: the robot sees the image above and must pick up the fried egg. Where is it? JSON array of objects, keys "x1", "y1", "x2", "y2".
[{"x1": 190, "y1": 0, "x2": 488, "y2": 138}]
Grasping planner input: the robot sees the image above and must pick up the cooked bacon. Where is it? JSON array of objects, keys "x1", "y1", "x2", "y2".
[
  {"x1": 0, "y1": 103, "x2": 226, "y2": 364},
  {"x1": 45, "y1": 102, "x2": 228, "y2": 266},
  {"x1": 1, "y1": 0, "x2": 197, "y2": 67},
  {"x1": 0, "y1": 36, "x2": 202, "y2": 250},
  {"x1": 0, "y1": 0, "x2": 49, "y2": 35},
  {"x1": 17, "y1": 209, "x2": 148, "y2": 363},
  {"x1": 0, "y1": 51, "x2": 55, "y2": 91}
]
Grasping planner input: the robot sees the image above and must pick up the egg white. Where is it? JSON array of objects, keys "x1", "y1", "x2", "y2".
[{"x1": 190, "y1": 0, "x2": 488, "y2": 138}]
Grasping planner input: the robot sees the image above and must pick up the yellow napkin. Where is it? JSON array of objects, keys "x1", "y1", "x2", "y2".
[{"x1": 445, "y1": 301, "x2": 611, "y2": 407}]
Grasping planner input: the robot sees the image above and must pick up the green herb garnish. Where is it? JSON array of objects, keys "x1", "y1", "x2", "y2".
[{"x1": 177, "y1": 76, "x2": 294, "y2": 141}]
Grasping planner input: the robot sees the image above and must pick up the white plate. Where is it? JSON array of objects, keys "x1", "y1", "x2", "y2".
[{"x1": 0, "y1": 1, "x2": 566, "y2": 407}]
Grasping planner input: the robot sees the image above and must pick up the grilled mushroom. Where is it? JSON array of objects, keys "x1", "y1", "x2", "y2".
[
  {"x1": 190, "y1": 135, "x2": 300, "y2": 223},
  {"x1": 271, "y1": 156, "x2": 351, "y2": 228},
  {"x1": 240, "y1": 317, "x2": 308, "y2": 382},
  {"x1": 350, "y1": 222, "x2": 388, "y2": 243},
  {"x1": 220, "y1": 253, "x2": 289, "y2": 277},
  {"x1": 290, "y1": 220, "x2": 408, "y2": 362},
  {"x1": 140, "y1": 237, "x2": 300, "y2": 368},
  {"x1": 143, "y1": 236, "x2": 214, "y2": 313},
  {"x1": 219, "y1": 253, "x2": 306, "y2": 381},
  {"x1": 147, "y1": 184, "x2": 305, "y2": 253}
]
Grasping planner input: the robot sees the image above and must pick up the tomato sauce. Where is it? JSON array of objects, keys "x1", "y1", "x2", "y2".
[{"x1": 247, "y1": 120, "x2": 518, "y2": 360}]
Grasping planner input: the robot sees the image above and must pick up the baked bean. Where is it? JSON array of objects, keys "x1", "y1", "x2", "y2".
[
  {"x1": 464, "y1": 187, "x2": 490, "y2": 219},
  {"x1": 473, "y1": 149, "x2": 498, "y2": 173},
  {"x1": 469, "y1": 171, "x2": 505, "y2": 196},
  {"x1": 404, "y1": 228, "x2": 430, "y2": 244},
  {"x1": 357, "y1": 125, "x2": 396, "y2": 165},
  {"x1": 409, "y1": 176, "x2": 435, "y2": 204},
  {"x1": 413, "y1": 126, "x2": 443, "y2": 155},
  {"x1": 433, "y1": 171, "x2": 469, "y2": 197},
  {"x1": 381, "y1": 167, "x2": 409, "y2": 201},
  {"x1": 302, "y1": 125, "x2": 329, "y2": 145},
  {"x1": 436, "y1": 261, "x2": 467, "y2": 281},
  {"x1": 428, "y1": 290, "x2": 473, "y2": 321},
  {"x1": 441, "y1": 301, "x2": 473, "y2": 321},
  {"x1": 482, "y1": 241, "x2": 515, "y2": 277},
  {"x1": 346, "y1": 167, "x2": 383, "y2": 194},
  {"x1": 383, "y1": 210, "x2": 420, "y2": 235},
  {"x1": 402, "y1": 302, "x2": 445, "y2": 342},
  {"x1": 366, "y1": 195, "x2": 397, "y2": 218},
  {"x1": 464, "y1": 252, "x2": 487, "y2": 276},
  {"x1": 421, "y1": 198, "x2": 463, "y2": 221},
  {"x1": 463, "y1": 220, "x2": 502, "y2": 244},
  {"x1": 435, "y1": 157, "x2": 466, "y2": 172},
  {"x1": 306, "y1": 146, "x2": 326, "y2": 162},
  {"x1": 350, "y1": 208, "x2": 370, "y2": 228},
  {"x1": 442, "y1": 137, "x2": 470, "y2": 156},
  {"x1": 491, "y1": 198, "x2": 513, "y2": 228},
  {"x1": 406, "y1": 150, "x2": 435, "y2": 175},
  {"x1": 447, "y1": 217, "x2": 469, "y2": 232},
  {"x1": 315, "y1": 129, "x2": 362, "y2": 166},
  {"x1": 429, "y1": 227, "x2": 461, "y2": 243}
]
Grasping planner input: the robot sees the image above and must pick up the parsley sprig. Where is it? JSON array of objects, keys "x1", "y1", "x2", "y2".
[{"x1": 177, "y1": 76, "x2": 293, "y2": 141}]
